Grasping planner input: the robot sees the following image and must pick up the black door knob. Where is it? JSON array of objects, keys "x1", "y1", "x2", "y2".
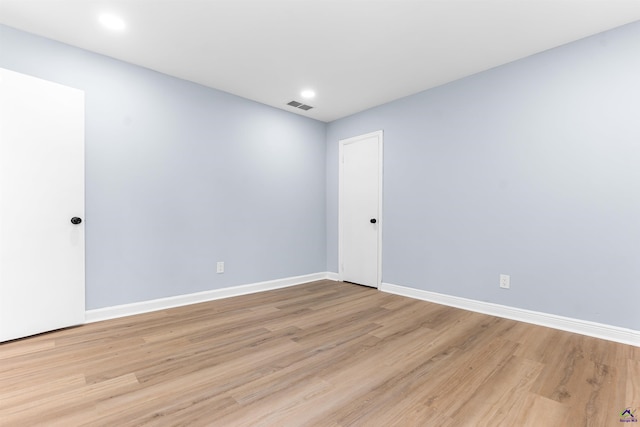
[
  {"x1": 370, "y1": 218, "x2": 377, "y2": 224},
  {"x1": 71, "y1": 217, "x2": 82, "y2": 225}
]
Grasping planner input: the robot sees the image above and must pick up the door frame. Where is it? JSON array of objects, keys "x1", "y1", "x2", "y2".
[{"x1": 338, "y1": 130, "x2": 383, "y2": 288}]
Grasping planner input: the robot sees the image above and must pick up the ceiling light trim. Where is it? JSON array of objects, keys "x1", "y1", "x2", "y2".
[
  {"x1": 301, "y1": 89, "x2": 316, "y2": 99},
  {"x1": 98, "y1": 13, "x2": 126, "y2": 31}
]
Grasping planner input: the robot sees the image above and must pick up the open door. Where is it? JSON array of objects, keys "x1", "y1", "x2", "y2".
[{"x1": 0, "y1": 68, "x2": 85, "y2": 342}]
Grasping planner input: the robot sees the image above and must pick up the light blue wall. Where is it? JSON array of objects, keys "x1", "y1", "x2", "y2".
[
  {"x1": 2, "y1": 21, "x2": 639, "y2": 330},
  {"x1": 327, "y1": 21, "x2": 640, "y2": 330},
  {"x1": 0, "y1": 25, "x2": 327, "y2": 310}
]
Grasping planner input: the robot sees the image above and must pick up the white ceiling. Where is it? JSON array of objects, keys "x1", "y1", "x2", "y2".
[{"x1": 1, "y1": 1, "x2": 639, "y2": 122}]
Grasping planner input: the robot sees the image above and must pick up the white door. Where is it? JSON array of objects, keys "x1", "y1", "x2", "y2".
[
  {"x1": 0, "y1": 68, "x2": 85, "y2": 342},
  {"x1": 339, "y1": 131, "x2": 382, "y2": 288}
]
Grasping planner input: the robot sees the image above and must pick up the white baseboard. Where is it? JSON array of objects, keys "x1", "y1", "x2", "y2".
[
  {"x1": 86, "y1": 272, "x2": 335, "y2": 324},
  {"x1": 325, "y1": 272, "x2": 340, "y2": 281},
  {"x1": 380, "y1": 282, "x2": 640, "y2": 347},
  {"x1": 86, "y1": 275, "x2": 637, "y2": 347}
]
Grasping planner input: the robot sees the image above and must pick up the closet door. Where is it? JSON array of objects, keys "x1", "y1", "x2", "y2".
[
  {"x1": 339, "y1": 131, "x2": 382, "y2": 288},
  {"x1": 0, "y1": 68, "x2": 85, "y2": 342}
]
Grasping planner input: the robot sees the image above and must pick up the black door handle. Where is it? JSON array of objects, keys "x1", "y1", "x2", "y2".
[
  {"x1": 370, "y1": 218, "x2": 377, "y2": 224},
  {"x1": 71, "y1": 217, "x2": 82, "y2": 225}
]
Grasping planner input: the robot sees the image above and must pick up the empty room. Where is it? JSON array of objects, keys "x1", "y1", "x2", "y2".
[{"x1": 0, "y1": 1, "x2": 639, "y2": 425}]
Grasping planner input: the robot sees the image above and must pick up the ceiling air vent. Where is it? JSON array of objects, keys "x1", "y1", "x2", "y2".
[{"x1": 287, "y1": 100, "x2": 314, "y2": 111}]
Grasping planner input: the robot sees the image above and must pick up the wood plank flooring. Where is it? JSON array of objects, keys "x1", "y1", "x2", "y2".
[{"x1": 1, "y1": 280, "x2": 638, "y2": 426}]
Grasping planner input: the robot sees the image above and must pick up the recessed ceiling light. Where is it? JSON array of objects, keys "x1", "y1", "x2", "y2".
[
  {"x1": 301, "y1": 89, "x2": 316, "y2": 99},
  {"x1": 99, "y1": 13, "x2": 126, "y2": 31}
]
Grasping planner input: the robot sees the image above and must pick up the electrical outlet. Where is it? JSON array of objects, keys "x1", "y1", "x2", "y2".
[
  {"x1": 216, "y1": 261, "x2": 224, "y2": 274},
  {"x1": 499, "y1": 274, "x2": 510, "y2": 289}
]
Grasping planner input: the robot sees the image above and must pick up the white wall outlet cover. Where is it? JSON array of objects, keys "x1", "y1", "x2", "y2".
[{"x1": 499, "y1": 274, "x2": 510, "y2": 289}]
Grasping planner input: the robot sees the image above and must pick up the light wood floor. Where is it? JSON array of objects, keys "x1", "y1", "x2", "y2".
[{"x1": 1, "y1": 280, "x2": 638, "y2": 426}]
